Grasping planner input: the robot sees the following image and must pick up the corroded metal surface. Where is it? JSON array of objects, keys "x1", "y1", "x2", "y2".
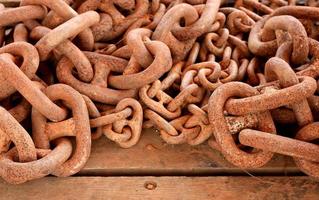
[{"x1": 0, "y1": 0, "x2": 318, "y2": 184}]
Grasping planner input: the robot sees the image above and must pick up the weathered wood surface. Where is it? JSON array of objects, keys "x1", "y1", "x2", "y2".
[
  {"x1": 1, "y1": 176, "x2": 319, "y2": 200},
  {"x1": 81, "y1": 128, "x2": 299, "y2": 175}
]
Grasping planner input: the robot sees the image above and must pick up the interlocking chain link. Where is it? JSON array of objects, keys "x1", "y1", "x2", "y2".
[{"x1": 0, "y1": 0, "x2": 318, "y2": 184}]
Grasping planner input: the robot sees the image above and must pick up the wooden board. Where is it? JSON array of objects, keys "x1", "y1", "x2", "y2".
[
  {"x1": 1, "y1": 176, "x2": 319, "y2": 200},
  {"x1": 80, "y1": 128, "x2": 300, "y2": 176}
]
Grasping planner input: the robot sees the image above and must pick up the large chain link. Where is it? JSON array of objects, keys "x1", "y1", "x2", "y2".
[{"x1": 0, "y1": 0, "x2": 318, "y2": 184}]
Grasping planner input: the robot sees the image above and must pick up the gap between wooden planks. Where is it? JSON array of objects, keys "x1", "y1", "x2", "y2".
[{"x1": 1, "y1": 176, "x2": 319, "y2": 200}]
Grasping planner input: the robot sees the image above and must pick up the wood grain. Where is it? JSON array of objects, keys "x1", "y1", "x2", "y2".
[
  {"x1": 81, "y1": 128, "x2": 299, "y2": 175},
  {"x1": 1, "y1": 176, "x2": 319, "y2": 200}
]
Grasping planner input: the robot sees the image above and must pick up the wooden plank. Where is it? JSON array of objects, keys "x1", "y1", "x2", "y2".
[
  {"x1": 0, "y1": 0, "x2": 20, "y2": 7},
  {"x1": 81, "y1": 128, "x2": 299, "y2": 175},
  {"x1": 1, "y1": 176, "x2": 318, "y2": 200}
]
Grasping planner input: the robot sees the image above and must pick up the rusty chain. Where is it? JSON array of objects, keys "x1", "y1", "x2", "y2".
[{"x1": 0, "y1": 0, "x2": 318, "y2": 184}]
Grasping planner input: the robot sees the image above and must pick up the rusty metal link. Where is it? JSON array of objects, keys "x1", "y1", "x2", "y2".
[
  {"x1": 226, "y1": 10, "x2": 255, "y2": 35},
  {"x1": 0, "y1": 42, "x2": 39, "y2": 99},
  {"x1": 123, "y1": 16, "x2": 152, "y2": 40},
  {"x1": 271, "y1": 5, "x2": 319, "y2": 20},
  {"x1": 32, "y1": 84, "x2": 91, "y2": 177},
  {"x1": 152, "y1": 3, "x2": 198, "y2": 61},
  {"x1": 108, "y1": 29, "x2": 173, "y2": 89},
  {"x1": 238, "y1": 6, "x2": 262, "y2": 21},
  {"x1": 228, "y1": 34, "x2": 250, "y2": 58},
  {"x1": 41, "y1": 0, "x2": 74, "y2": 28},
  {"x1": 30, "y1": 26, "x2": 94, "y2": 82},
  {"x1": 145, "y1": 0, "x2": 166, "y2": 30},
  {"x1": 38, "y1": 97, "x2": 132, "y2": 144},
  {"x1": 236, "y1": 58, "x2": 249, "y2": 81},
  {"x1": 208, "y1": 82, "x2": 277, "y2": 168},
  {"x1": 161, "y1": 61, "x2": 184, "y2": 91},
  {"x1": 34, "y1": 11, "x2": 100, "y2": 61},
  {"x1": 140, "y1": 80, "x2": 182, "y2": 119},
  {"x1": 185, "y1": 42, "x2": 200, "y2": 68},
  {"x1": 56, "y1": 54, "x2": 137, "y2": 104},
  {"x1": 187, "y1": 104, "x2": 259, "y2": 145},
  {"x1": 205, "y1": 28, "x2": 229, "y2": 56},
  {"x1": 245, "y1": 57, "x2": 261, "y2": 85},
  {"x1": 237, "y1": 121, "x2": 319, "y2": 178},
  {"x1": 265, "y1": 57, "x2": 313, "y2": 126},
  {"x1": 242, "y1": 0, "x2": 274, "y2": 14},
  {"x1": 21, "y1": 0, "x2": 95, "y2": 51},
  {"x1": 103, "y1": 98, "x2": 143, "y2": 148},
  {"x1": 261, "y1": 15, "x2": 308, "y2": 64},
  {"x1": 152, "y1": 0, "x2": 221, "y2": 61},
  {"x1": 90, "y1": 107, "x2": 132, "y2": 129},
  {"x1": 1, "y1": 0, "x2": 319, "y2": 184},
  {"x1": 0, "y1": 138, "x2": 72, "y2": 184},
  {"x1": 171, "y1": 0, "x2": 221, "y2": 40},
  {"x1": 13, "y1": 23, "x2": 28, "y2": 42},
  {"x1": 78, "y1": 0, "x2": 149, "y2": 42},
  {"x1": 220, "y1": 59, "x2": 239, "y2": 83},
  {"x1": 81, "y1": 95, "x2": 103, "y2": 140},
  {"x1": 184, "y1": 104, "x2": 213, "y2": 145},
  {"x1": 145, "y1": 102, "x2": 259, "y2": 145},
  {"x1": 0, "y1": 5, "x2": 47, "y2": 27},
  {"x1": 144, "y1": 109, "x2": 199, "y2": 144},
  {"x1": 94, "y1": 43, "x2": 117, "y2": 55},
  {"x1": 0, "y1": 53, "x2": 67, "y2": 122},
  {"x1": 249, "y1": 14, "x2": 309, "y2": 65},
  {"x1": 0, "y1": 4, "x2": 4, "y2": 45},
  {"x1": 0, "y1": 85, "x2": 75, "y2": 183},
  {"x1": 0, "y1": 106, "x2": 36, "y2": 163},
  {"x1": 5, "y1": 96, "x2": 31, "y2": 123},
  {"x1": 34, "y1": 93, "x2": 103, "y2": 142},
  {"x1": 225, "y1": 77, "x2": 317, "y2": 116},
  {"x1": 209, "y1": 12, "x2": 227, "y2": 32},
  {"x1": 294, "y1": 122, "x2": 319, "y2": 178},
  {"x1": 238, "y1": 128, "x2": 319, "y2": 168},
  {"x1": 170, "y1": 83, "x2": 204, "y2": 110},
  {"x1": 182, "y1": 61, "x2": 222, "y2": 91},
  {"x1": 296, "y1": 38, "x2": 319, "y2": 78},
  {"x1": 140, "y1": 79, "x2": 204, "y2": 120}
]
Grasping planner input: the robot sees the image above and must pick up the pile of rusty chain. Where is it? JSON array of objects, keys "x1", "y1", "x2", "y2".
[{"x1": 0, "y1": 0, "x2": 318, "y2": 184}]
